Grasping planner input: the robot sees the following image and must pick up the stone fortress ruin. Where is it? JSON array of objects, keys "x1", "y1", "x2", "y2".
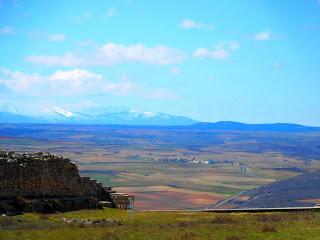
[{"x1": 0, "y1": 151, "x2": 133, "y2": 214}]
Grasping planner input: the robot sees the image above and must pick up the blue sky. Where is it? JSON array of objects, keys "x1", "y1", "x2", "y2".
[{"x1": 0, "y1": 0, "x2": 320, "y2": 125}]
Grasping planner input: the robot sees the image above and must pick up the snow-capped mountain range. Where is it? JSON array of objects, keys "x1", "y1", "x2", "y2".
[
  {"x1": 0, "y1": 105, "x2": 197, "y2": 126},
  {"x1": 2, "y1": 105, "x2": 318, "y2": 130}
]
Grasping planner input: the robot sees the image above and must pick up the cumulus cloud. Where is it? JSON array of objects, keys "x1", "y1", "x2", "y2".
[
  {"x1": 193, "y1": 41, "x2": 239, "y2": 60},
  {"x1": 0, "y1": 68, "x2": 42, "y2": 92},
  {"x1": 26, "y1": 43, "x2": 185, "y2": 67},
  {"x1": 99, "y1": 43, "x2": 184, "y2": 65},
  {"x1": 0, "y1": 26, "x2": 15, "y2": 35},
  {"x1": 106, "y1": 7, "x2": 117, "y2": 17},
  {"x1": 0, "y1": 68, "x2": 134, "y2": 96},
  {"x1": 48, "y1": 69, "x2": 103, "y2": 93},
  {"x1": 0, "y1": 69, "x2": 178, "y2": 99},
  {"x1": 180, "y1": 19, "x2": 213, "y2": 29},
  {"x1": 254, "y1": 31, "x2": 271, "y2": 41},
  {"x1": 48, "y1": 34, "x2": 66, "y2": 41}
]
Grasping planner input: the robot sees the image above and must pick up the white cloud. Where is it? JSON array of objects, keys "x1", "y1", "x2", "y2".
[
  {"x1": 48, "y1": 69, "x2": 103, "y2": 93},
  {"x1": 211, "y1": 49, "x2": 230, "y2": 60},
  {"x1": 0, "y1": 26, "x2": 15, "y2": 35},
  {"x1": 180, "y1": 19, "x2": 213, "y2": 29},
  {"x1": 99, "y1": 43, "x2": 184, "y2": 65},
  {"x1": 0, "y1": 68, "x2": 178, "y2": 99},
  {"x1": 170, "y1": 66, "x2": 181, "y2": 75},
  {"x1": 0, "y1": 68, "x2": 134, "y2": 96},
  {"x1": 48, "y1": 34, "x2": 66, "y2": 41},
  {"x1": 193, "y1": 48, "x2": 209, "y2": 58},
  {"x1": 193, "y1": 41, "x2": 239, "y2": 60},
  {"x1": 254, "y1": 31, "x2": 271, "y2": 41},
  {"x1": 106, "y1": 7, "x2": 117, "y2": 17},
  {"x1": 26, "y1": 43, "x2": 185, "y2": 66},
  {"x1": 0, "y1": 68, "x2": 42, "y2": 92}
]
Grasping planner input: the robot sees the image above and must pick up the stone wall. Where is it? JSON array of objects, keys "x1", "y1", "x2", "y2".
[
  {"x1": 0, "y1": 151, "x2": 132, "y2": 213},
  {"x1": 0, "y1": 151, "x2": 112, "y2": 199}
]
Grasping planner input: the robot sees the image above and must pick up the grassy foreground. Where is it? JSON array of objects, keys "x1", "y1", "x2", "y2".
[{"x1": 1, "y1": 209, "x2": 320, "y2": 240}]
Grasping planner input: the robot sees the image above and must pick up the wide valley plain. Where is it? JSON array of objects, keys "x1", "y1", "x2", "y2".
[{"x1": 1, "y1": 123, "x2": 320, "y2": 210}]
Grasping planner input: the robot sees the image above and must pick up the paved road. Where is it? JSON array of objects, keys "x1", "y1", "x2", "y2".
[
  {"x1": 204, "y1": 190, "x2": 247, "y2": 210},
  {"x1": 139, "y1": 206, "x2": 320, "y2": 213},
  {"x1": 203, "y1": 206, "x2": 320, "y2": 212}
]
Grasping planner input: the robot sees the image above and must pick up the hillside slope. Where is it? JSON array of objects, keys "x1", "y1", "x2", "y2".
[{"x1": 221, "y1": 172, "x2": 320, "y2": 208}]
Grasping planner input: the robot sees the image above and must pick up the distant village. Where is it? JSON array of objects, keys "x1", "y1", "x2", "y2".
[
  {"x1": 153, "y1": 157, "x2": 248, "y2": 173},
  {"x1": 153, "y1": 157, "x2": 231, "y2": 165}
]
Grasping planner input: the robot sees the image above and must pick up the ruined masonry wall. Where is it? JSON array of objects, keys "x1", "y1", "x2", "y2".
[{"x1": 0, "y1": 151, "x2": 108, "y2": 199}]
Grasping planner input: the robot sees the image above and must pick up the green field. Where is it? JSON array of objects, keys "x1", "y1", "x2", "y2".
[{"x1": 1, "y1": 209, "x2": 320, "y2": 240}]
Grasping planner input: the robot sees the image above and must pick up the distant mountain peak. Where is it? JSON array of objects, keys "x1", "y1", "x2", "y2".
[{"x1": 0, "y1": 106, "x2": 197, "y2": 126}]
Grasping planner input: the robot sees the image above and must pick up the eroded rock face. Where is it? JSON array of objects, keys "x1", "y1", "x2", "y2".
[{"x1": 0, "y1": 151, "x2": 118, "y2": 214}]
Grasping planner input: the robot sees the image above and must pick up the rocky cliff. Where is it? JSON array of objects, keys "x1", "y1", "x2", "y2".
[{"x1": 0, "y1": 151, "x2": 132, "y2": 214}]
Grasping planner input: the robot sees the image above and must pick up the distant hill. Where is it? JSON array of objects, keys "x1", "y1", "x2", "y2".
[{"x1": 191, "y1": 121, "x2": 320, "y2": 132}]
